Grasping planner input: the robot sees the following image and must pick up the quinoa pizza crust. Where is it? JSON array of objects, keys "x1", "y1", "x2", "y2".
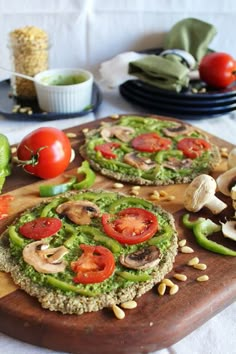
[
  {"x1": 0, "y1": 190, "x2": 178, "y2": 315},
  {"x1": 80, "y1": 115, "x2": 221, "y2": 186}
]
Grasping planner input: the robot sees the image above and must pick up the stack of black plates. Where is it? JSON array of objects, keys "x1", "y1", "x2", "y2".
[{"x1": 119, "y1": 48, "x2": 236, "y2": 120}]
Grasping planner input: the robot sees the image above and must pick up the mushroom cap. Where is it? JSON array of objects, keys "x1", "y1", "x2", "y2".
[
  {"x1": 184, "y1": 174, "x2": 217, "y2": 212},
  {"x1": 216, "y1": 167, "x2": 236, "y2": 196},
  {"x1": 119, "y1": 246, "x2": 161, "y2": 270}
]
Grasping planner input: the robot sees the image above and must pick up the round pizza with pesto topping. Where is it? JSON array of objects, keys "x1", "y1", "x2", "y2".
[
  {"x1": 0, "y1": 190, "x2": 178, "y2": 315},
  {"x1": 80, "y1": 115, "x2": 221, "y2": 185}
]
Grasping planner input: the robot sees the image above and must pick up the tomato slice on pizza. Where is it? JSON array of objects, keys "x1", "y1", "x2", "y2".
[
  {"x1": 102, "y1": 207, "x2": 159, "y2": 245},
  {"x1": 177, "y1": 137, "x2": 211, "y2": 159},
  {"x1": 131, "y1": 133, "x2": 172, "y2": 152},
  {"x1": 71, "y1": 244, "x2": 115, "y2": 284}
]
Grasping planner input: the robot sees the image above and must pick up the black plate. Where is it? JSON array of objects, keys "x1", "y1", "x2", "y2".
[
  {"x1": 119, "y1": 84, "x2": 236, "y2": 120},
  {"x1": 0, "y1": 80, "x2": 102, "y2": 120},
  {"x1": 125, "y1": 80, "x2": 236, "y2": 106}
]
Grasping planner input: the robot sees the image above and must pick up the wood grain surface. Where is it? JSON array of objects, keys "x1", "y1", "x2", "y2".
[{"x1": 0, "y1": 115, "x2": 235, "y2": 354}]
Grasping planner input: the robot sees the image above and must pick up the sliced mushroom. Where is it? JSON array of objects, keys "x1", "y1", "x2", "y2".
[
  {"x1": 221, "y1": 220, "x2": 236, "y2": 241},
  {"x1": 163, "y1": 158, "x2": 193, "y2": 171},
  {"x1": 184, "y1": 174, "x2": 227, "y2": 214},
  {"x1": 162, "y1": 123, "x2": 192, "y2": 137},
  {"x1": 119, "y1": 246, "x2": 161, "y2": 270},
  {"x1": 216, "y1": 167, "x2": 236, "y2": 196},
  {"x1": 101, "y1": 125, "x2": 135, "y2": 142},
  {"x1": 56, "y1": 200, "x2": 100, "y2": 225},
  {"x1": 124, "y1": 152, "x2": 157, "y2": 171},
  {"x1": 23, "y1": 241, "x2": 68, "y2": 273}
]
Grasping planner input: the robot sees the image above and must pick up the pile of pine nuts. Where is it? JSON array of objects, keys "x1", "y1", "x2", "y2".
[{"x1": 9, "y1": 26, "x2": 49, "y2": 98}]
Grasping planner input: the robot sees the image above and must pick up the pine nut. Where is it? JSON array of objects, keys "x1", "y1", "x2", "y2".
[
  {"x1": 111, "y1": 114, "x2": 120, "y2": 119},
  {"x1": 178, "y1": 239, "x2": 187, "y2": 247},
  {"x1": 169, "y1": 284, "x2": 179, "y2": 295},
  {"x1": 11, "y1": 146, "x2": 17, "y2": 154},
  {"x1": 112, "y1": 304, "x2": 125, "y2": 319},
  {"x1": 173, "y1": 273, "x2": 187, "y2": 281},
  {"x1": 221, "y1": 151, "x2": 229, "y2": 158},
  {"x1": 220, "y1": 147, "x2": 228, "y2": 153},
  {"x1": 193, "y1": 263, "x2": 207, "y2": 270},
  {"x1": 66, "y1": 132, "x2": 77, "y2": 138},
  {"x1": 130, "y1": 189, "x2": 139, "y2": 195},
  {"x1": 157, "y1": 282, "x2": 166, "y2": 295},
  {"x1": 187, "y1": 257, "x2": 199, "y2": 266},
  {"x1": 180, "y1": 246, "x2": 194, "y2": 253},
  {"x1": 163, "y1": 195, "x2": 175, "y2": 201},
  {"x1": 120, "y1": 300, "x2": 137, "y2": 309},
  {"x1": 132, "y1": 186, "x2": 140, "y2": 191},
  {"x1": 196, "y1": 275, "x2": 209, "y2": 282},
  {"x1": 150, "y1": 194, "x2": 160, "y2": 200},
  {"x1": 113, "y1": 183, "x2": 124, "y2": 189},
  {"x1": 82, "y1": 128, "x2": 89, "y2": 134},
  {"x1": 159, "y1": 190, "x2": 168, "y2": 197},
  {"x1": 162, "y1": 278, "x2": 175, "y2": 287}
]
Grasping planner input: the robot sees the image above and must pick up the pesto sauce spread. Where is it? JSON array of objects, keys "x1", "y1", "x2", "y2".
[
  {"x1": 8, "y1": 191, "x2": 175, "y2": 296},
  {"x1": 85, "y1": 116, "x2": 213, "y2": 182}
]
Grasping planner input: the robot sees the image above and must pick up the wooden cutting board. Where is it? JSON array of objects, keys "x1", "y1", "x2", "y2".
[{"x1": 0, "y1": 115, "x2": 236, "y2": 354}]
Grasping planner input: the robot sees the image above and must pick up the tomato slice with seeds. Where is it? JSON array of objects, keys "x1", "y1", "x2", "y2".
[
  {"x1": 94, "y1": 142, "x2": 121, "y2": 159},
  {"x1": 177, "y1": 137, "x2": 211, "y2": 159},
  {"x1": 102, "y1": 207, "x2": 159, "y2": 245},
  {"x1": 19, "y1": 217, "x2": 62, "y2": 239},
  {"x1": 71, "y1": 244, "x2": 115, "y2": 284},
  {"x1": 131, "y1": 133, "x2": 171, "y2": 152},
  {"x1": 0, "y1": 195, "x2": 14, "y2": 220}
]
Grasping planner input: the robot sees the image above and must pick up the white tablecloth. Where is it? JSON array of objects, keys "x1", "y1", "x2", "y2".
[{"x1": 0, "y1": 83, "x2": 236, "y2": 354}]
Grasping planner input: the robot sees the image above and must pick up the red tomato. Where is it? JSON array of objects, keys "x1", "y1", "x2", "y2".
[
  {"x1": 16, "y1": 127, "x2": 72, "y2": 179},
  {"x1": 19, "y1": 217, "x2": 62, "y2": 239},
  {"x1": 0, "y1": 195, "x2": 14, "y2": 220},
  {"x1": 199, "y1": 52, "x2": 236, "y2": 88},
  {"x1": 102, "y1": 207, "x2": 159, "y2": 245},
  {"x1": 177, "y1": 137, "x2": 211, "y2": 159},
  {"x1": 94, "y1": 142, "x2": 121, "y2": 159},
  {"x1": 71, "y1": 244, "x2": 115, "y2": 284},
  {"x1": 131, "y1": 133, "x2": 171, "y2": 152}
]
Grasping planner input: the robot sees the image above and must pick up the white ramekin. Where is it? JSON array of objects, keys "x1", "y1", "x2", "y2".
[{"x1": 34, "y1": 68, "x2": 93, "y2": 113}]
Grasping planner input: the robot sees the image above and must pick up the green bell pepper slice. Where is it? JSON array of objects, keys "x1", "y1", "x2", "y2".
[
  {"x1": 109, "y1": 196, "x2": 153, "y2": 213},
  {"x1": 45, "y1": 275, "x2": 100, "y2": 296},
  {"x1": 40, "y1": 198, "x2": 65, "y2": 217},
  {"x1": 8, "y1": 225, "x2": 25, "y2": 248},
  {"x1": 73, "y1": 160, "x2": 96, "y2": 189},
  {"x1": 155, "y1": 149, "x2": 183, "y2": 164},
  {"x1": 191, "y1": 217, "x2": 236, "y2": 256},
  {"x1": 39, "y1": 176, "x2": 77, "y2": 197}
]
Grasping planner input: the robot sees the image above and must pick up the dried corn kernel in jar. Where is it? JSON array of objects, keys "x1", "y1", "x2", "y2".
[{"x1": 8, "y1": 25, "x2": 50, "y2": 99}]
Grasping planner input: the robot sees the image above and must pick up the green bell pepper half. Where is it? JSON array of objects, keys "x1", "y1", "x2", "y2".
[
  {"x1": 116, "y1": 271, "x2": 152, "y2": 282},
  {"x1": 0, "y1": 133, "x2": 11, "y2": 193}
]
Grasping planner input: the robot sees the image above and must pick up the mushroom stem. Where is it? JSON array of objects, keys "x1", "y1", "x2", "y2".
[{"x1": 204, "y1": 195, "x2": 227, "y2": 214}]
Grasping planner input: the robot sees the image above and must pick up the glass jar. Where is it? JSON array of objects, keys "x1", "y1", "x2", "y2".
[{"x1": 8, "y1": 26, "x2": 50, "y2": 99}]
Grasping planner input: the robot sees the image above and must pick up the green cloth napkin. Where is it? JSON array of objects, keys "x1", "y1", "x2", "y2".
[
  {"x1": 129, "y1": 55, "x2": 190, "y2": 92},
  {"x1": 163, "y1": 17, "x2": 217, "y2": 62},
  {"x1": 128, "y1": 18, "x2": 217, "y2": 92}
]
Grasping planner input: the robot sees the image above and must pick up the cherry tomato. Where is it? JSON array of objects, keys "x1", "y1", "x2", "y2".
[
  {"x1": 19, "y1": 217, "x2": 62, "y2": 239},
  {"x1": 131, "y1": 133, "x2": 171, "y2": 152},
  {"x1": 199, "y1": 52, "x2": 236, "y2": 88},
  {"x1": 102, "y1": 207, "x2": 159, "y2": 245},
  {"x1": 71, "y1": 244, "x2": 115, "y2": 284},
  {"x1": 177, "y1": 137, "x2": 211, "y2": 159},
  {"x1": 16, "y1": 127, "x2": 72, "y2": 179},
  {"x1": 94, "y1": 142, "x2": 121, "y2": 159},
  {"x1": 0, "y1": 195, "x2": 14, "y2": 220}
]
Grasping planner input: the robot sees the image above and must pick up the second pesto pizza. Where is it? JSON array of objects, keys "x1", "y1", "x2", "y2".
[{"x1": 80, "y1": 115, "x2": 221, "y2": 186}]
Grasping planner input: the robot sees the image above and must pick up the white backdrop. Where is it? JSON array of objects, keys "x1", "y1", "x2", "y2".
[{"x1": 1, "y1": 0, "x2": 236, "y2": 80}]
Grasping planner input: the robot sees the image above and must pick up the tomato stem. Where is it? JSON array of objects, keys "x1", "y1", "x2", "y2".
[{"x1": 14, "y1": 145, "x2": 48, "y2": 166}]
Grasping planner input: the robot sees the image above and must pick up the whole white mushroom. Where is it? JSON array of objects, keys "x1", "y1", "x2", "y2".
[{"x1": 184, "y1": 174, "x2": 227, "y2": 214}]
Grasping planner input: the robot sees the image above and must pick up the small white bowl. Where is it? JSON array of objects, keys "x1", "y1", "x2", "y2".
[{"x1": 34, "y1": 68, "x2": 93, "y2": 113}]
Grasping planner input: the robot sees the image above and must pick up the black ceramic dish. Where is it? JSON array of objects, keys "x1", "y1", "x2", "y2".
[{"x1": 0, "y1": 80, "x2": 102, "y2": 121}]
